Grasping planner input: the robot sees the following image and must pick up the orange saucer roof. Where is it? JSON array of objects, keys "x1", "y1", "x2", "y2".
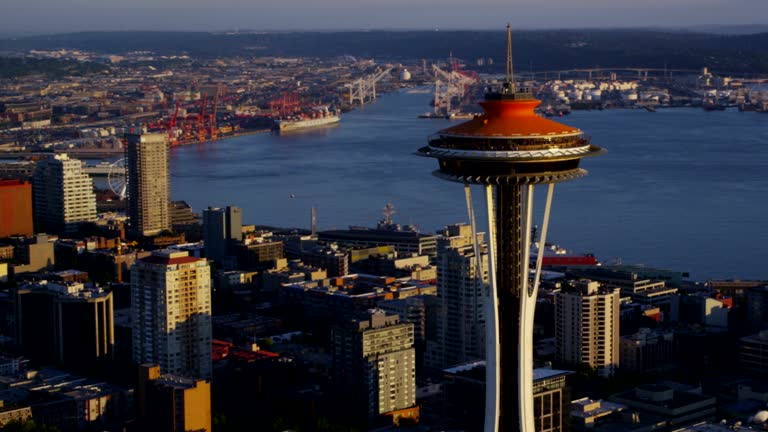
[{"x1": 439, "y1": 98, "x2": 581, "y2": 138}]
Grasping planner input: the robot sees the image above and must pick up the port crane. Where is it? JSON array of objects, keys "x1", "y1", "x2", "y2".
[
  {"x1": 269, "y1": 93, "x2": 300, "y2": 117},
  {"x1": 209, "y1": 89, "x2": 219, "y2": 140},
  {"x1": 432, "y1": 64, "x2": 478, "y2": 116},
  {"x1": 168, "y1": 101, "x2": 180, "y2": 145},
  {"x1": 197, "y1": 94, "x2": 207, "y2": 143},
  {"x1": 345, "y1": 67, "x2": 393, "y2": 106}
]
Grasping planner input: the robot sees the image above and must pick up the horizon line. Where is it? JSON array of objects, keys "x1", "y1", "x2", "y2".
[{"x1": 2, "y1": 23, "x2": 767, "y2": 38}]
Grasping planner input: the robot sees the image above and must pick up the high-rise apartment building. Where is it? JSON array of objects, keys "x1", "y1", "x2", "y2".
[
  {"x1": 555, "y1": 280, "x2": 620, "y2": 377},
  {"x1": 0, "y1": 180, "x2": 33, "y2": 238},
  {"x1": 426, "y1": 224, "x2": 488, "y2": 369},
  {"x1": 378, "y1": 296, "x2": 428, "y2": 350},
  {"x1": 332, "y1": 309, "x2": 418, "y2": 422},
  {"x1": 14, "y1": 280, "x2": 113, "y2": 371},
  {"x1": 32, "y1": 154, "x2": 97, "y2": 234},
  {"x1": 131, "y1": 250, "x2": 212, "y2": 378},
  {"x1": 202, "y1": 206, "x2": 242, "y2": 262},
  {"x1": 126, "y1": 133, "x2": 170, "y2": 238}
]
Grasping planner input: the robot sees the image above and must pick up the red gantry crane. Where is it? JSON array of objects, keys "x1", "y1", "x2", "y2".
[
  {"x1": 198, "y1": 94, "x2": 207, "y2": 143},
  {"x1": 269, "y1": 92, "x2": 300, "y2": 117},
  {"x1": 210, "y1": 89, "x2": 219, "y2": 140}
]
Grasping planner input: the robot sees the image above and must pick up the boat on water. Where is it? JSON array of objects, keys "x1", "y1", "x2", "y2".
[
  {"x1": 447, "y1": 112, "x2": 478, "y2": 120},
  {"x1": 405, "y1": 88, "x2": 433, "y2": 94},
  {"x1": 273, "y1": 106, "x2": 341, "y2": 133},
  {"x1": 418, "y1": 112, "x2": 444, "y2": 119},
  {"x1": 418, "y1": 112, "x2": 479, "y2": 120},
  {"x1": 702, "y1": 98, "x2": 726, "y2": 111}
]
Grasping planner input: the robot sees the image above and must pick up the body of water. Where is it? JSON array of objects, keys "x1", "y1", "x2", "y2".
[{"x1": 169, "y1": 90, "x2": 768, "y2": 281}]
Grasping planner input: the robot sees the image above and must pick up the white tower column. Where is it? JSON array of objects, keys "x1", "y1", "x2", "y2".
[{"x1": 483, "y1": 185, "x2": 501, "y2": 432}]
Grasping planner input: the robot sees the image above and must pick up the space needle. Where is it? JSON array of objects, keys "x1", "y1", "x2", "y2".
[{"x1": 418, "y1": 25, "x2": 604, "y2": 432}]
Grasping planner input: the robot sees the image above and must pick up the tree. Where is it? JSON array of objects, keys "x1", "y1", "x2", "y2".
[{"x1": 0, "y1": 419, "x2": 61, "y2": 432}]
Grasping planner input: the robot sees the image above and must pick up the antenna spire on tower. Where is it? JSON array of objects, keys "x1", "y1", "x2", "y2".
[{"x1": 506, "y1": 23, "x2": 515, "y2": 92}]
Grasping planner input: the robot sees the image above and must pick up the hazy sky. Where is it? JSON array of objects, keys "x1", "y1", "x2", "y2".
[{"x1": 2, "y1": 0, "x2": 767, "y2": 33}]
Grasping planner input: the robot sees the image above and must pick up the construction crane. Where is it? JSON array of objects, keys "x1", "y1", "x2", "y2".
[{"x1": 345, "y1": 67, "x2": 393, "y2": 106}]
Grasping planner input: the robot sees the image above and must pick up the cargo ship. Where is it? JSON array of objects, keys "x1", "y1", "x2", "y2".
[
  {"x1": 530, "y1": 242, "x2": 599, "y2": 267},
  {"x1": 273, "y1": 106, "x2": 341, "y2": 133}
]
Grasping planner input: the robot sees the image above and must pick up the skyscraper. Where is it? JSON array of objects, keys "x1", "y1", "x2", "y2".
[
  {"x1": 417, "y1": 26, "x2": 603, "y2": 432},
  {"x1": 555, "y1": 280, "x2": 620, "y2": 377},
  {"x1": 131, "y1": 249, "x2": 212, "y2": 378},
  {"x1": 126, "y1": 132, "x2": 170, "y2": 238},
  {"x1": 14, "y1": 279, "x2": 114, "y2": 371},
  {"x1": 427, "y1": 223, "x2": 488, "y2": 369},
  {"x1": 202, "y1": 206, "x2": 242, "y2": 262},
  {"x1": 32, "y1": 154, "x2": 97, "y2": 234},
  {"x1": 332, "y1": 309, "x2": 418, "y2": 423}
]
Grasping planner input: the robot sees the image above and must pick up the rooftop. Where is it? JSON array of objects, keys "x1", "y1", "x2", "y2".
[
  {"x1": 571, "y1": 397, "x2": 627, "y2": 419},
  {"x1": 0, "y1": 179, "x2": 29, "y2": 187},
  {"x1": 21, "y1": 280, "x2": 110, "y2": 299},
  {"x1": 443, "y1": 361, "x2": 574, "y2": 383},
  {"x1": 611, "y1": 384, "x2": 715, "y2": 411},
  {"x1": 153, "y1": 374, "x2": 202, "y2": 390},
  {"x1": 140, "y1": 249, "x2": 202, "y2": 266}
]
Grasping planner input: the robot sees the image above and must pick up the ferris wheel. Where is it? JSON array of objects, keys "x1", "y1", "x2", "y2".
[{"x1": 107, "y1": 158, "x2": 127, "y2": 200}]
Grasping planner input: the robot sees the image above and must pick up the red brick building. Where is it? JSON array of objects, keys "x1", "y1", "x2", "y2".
[{"x1": 0, "y1": 180, "x2": 33, "y2": 238}]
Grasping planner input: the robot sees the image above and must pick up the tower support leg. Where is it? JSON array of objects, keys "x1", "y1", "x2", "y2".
[
  {"x1": 487, "y1": 183, "x2": 556, "y2": 432},
  {"x1": 478, "y1": 185, "x2": 499, "y2": 432},
  {"x1": 518, "y1": 185, "x2": 535, "y2": 432}
]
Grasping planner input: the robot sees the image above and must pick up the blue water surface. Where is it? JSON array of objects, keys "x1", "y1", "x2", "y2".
[{"x1": 169, "y1": 90, "x2": 768, "y2": 280}]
